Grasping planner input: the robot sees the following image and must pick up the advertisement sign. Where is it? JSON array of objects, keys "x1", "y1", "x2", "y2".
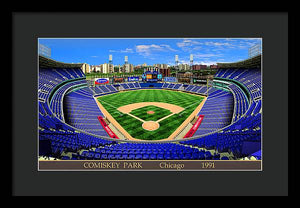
[
  {"x1": 157, "y1": 74, "x2": 162, "y2": 80},
  {"x1": 94, "y1": 78, "x2": 109, "y2": 85},
  {"x1": 113, "y1": 77, "x2": 124, "y2": 83},
  {"x1": 127, "y1": 77, "x2": 139, "y2": 82},
  {"x1": 193, "y1": 78, "x2": 207, "y2": 84},
  {"x1": 147, "y1": 79, "x2": 158, "y2": 82},
  {"x1": 164, "y1": 77, "x2": 177, "y2": 82},
  {"x1": 178, "y1": 78, "x2": 190, "y2": 83}
]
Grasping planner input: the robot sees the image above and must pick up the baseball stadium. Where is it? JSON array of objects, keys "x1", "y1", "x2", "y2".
[{"x1": 38, "y1": 53, "x2": 262, "y2": 161}]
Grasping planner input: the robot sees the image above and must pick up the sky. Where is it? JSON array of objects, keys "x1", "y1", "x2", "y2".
[{"x1": 38, "y1": 38, "x2": 262, "y2": 66}]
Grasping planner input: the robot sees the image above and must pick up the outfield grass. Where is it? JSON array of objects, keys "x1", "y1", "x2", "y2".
[{"x1": 97, "y1": 89, "x2": 203, "y2": 140}]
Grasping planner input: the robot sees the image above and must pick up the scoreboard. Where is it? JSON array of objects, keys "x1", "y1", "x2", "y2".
[
  {"x1": 157, "y1": 74, "x2": 162, "y2": 80},
  {"x1": 143, "y1": 71, "x2": 162, "y2": 82}
]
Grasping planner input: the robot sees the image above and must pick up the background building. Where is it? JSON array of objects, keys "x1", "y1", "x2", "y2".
[
  {"x1": 101, "y1": 63, "x2": 114, "y2": 74},
  {"x1": 120, "y1": 63, "x2": 134, "y2": 73},
  {"x1": 154, "y1": 64, "x2": 168, "y2": 69},
  {"x1": 209, "y1": 64, "x2": 218, "y2": 69},
  {"x1": 81, "y1": 63, "x2": 90, "y2": 73},
  {"x1": 178, "y1": 64, "x2": 190, "y2": 71},
  {"x1": 192, "y1": 64, "x2": 208, "y2": 70},
  {"x1": 160, "y1": 68, "x2": 170, "y2": 77},
  {"x1": 91, "y1": 65, "x2": 101, "y2": 72}
]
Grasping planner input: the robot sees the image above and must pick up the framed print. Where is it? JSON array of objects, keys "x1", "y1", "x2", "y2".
[
  {"x1": 37, "y1": 38, "x2": 262, "y2": 171},
  {"x1": 12, "y1": 11, "x2": 290, "y2": 196}
]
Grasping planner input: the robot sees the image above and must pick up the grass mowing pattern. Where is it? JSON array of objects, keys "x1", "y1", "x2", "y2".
[
  {"x1": 97, "y1": 89, "x2": 203, "y2": 140},
  {"x1": 130, "y1": 105, "x2": 172, "y2": 121}
]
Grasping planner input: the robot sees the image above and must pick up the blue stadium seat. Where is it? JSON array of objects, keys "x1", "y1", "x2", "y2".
[
  {"x1": 94, "y1": 153, "x2": 101, "y2": 159},
  {"x1": 61, "y1": 156, "x2": 70, "y2": 160}
]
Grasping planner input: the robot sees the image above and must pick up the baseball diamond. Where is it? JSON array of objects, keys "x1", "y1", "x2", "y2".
[
  {"x1": 96, "y1": 89, "x2": 205, "y2": 140},
  {"x1": 130, "y1": 105, "x2": 173, "y2": 122}
]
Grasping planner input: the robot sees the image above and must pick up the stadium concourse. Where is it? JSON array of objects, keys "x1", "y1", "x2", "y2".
[{"x1": 38, "y1": 55, "x2": 262, "y2": 161}]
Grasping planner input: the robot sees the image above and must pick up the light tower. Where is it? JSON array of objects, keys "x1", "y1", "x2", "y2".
[
  {"x1": 109, "y1": 54, "x2": 113, "y2": 73},
  {"x1": 109, "y1": 54, "x2": 113, "y2": 65},
  {"x1": 175, "y1": 55, "x2": 179, "y2": 70},
  {"x1": 123, "y1": 56, "x2": 128, "y2": 74},
  {"x1": 190, "y1": 54, "x2": 193, "y2": 70}
]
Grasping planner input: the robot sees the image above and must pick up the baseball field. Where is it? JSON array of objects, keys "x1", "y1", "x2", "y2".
[{"x1": 96, "y1": 89, "x2": 205, "y2": 140}]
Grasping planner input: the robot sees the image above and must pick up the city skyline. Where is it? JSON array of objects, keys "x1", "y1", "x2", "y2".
[{"x1": 39, "y1": 38, "x2": 262, "y2": 66}]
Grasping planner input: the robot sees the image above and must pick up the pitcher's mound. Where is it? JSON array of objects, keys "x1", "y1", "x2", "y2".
[
  {"x1": 142, "y1": 121, "x2": 160, "y2": 131},
  {"x1": 147, "y1": 111, "x2": 155, "y2": 114}
]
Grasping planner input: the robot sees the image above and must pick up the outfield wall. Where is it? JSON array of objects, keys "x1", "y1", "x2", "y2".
[{"x1": 139, "y1": 83, "x2": 163, "y2": 88}]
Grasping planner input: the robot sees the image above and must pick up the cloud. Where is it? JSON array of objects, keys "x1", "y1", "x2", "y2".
[
  {"x1": 224, "y1": 38, "x2": 237, "y2": 42},
  {"x1": 109, "y1": 48, "x2": 134, "y2": 53},
  {"x1": 160, "y1": 44, "x2": 178, "y2": 52},
  {"x1": 193, "y1": 53, "x2": 223, "y2": 58},
  {"x1": 179, "y1": 60, "x2": 190, "y2": 64},
  {"x1": 198, "y1": 61, "x2": 218, "y2": 65},
  {"x1": 91, "y1": 56, "x2": 98, "y2": 58},
  {"x1": 241, "y1": 38, "x2": 262, "y2": 41},
  {"x1": 203, "y1": 41, "x2": 233, "y2": 47},
  {"x1": 121, "y1": 48, "x2": 134, "y2": 53},
  {"x1": 173, "y1": 38, "x2": 262, "y2": 65},
  {"x1": 176, "y1": 39, "x2": 203, "y2": 52},
  {"x1": 135, "y1": 44, "x2": 177, "y2": 57},
  {"x1": 177, "y1": 39, "x2": 260, "y2": 52},
  {"x1": 176, "y1": 38, "x2": 244, "y2": 52},
  {"x1": 177, "y1": 39, "x2": 202, "y2": 47},
  {"x1": 202, "y1": 39, "x2": 261, "y2": 51}
]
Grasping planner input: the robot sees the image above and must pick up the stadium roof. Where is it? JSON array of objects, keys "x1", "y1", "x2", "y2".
[
  {"x1": 217, "y1": 54, "x2": 261, "y2": 69},
  {"x1": 39, "y1": 55, "x2": 83, "y2": 69}
]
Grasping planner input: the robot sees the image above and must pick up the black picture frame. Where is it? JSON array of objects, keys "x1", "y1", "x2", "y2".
[{"x1": 11, "y1": 11, "x2": 293, "y2": 196}]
